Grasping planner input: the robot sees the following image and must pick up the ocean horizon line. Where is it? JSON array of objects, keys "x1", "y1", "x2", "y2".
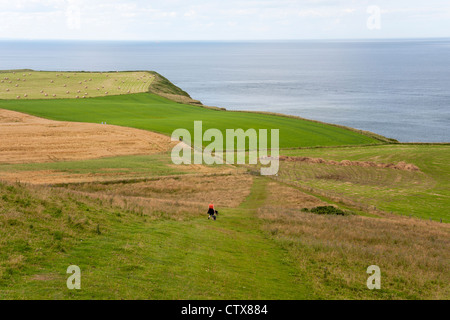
[{"x1": 0, "y1": 37, "x2": 449, "y2": 43}]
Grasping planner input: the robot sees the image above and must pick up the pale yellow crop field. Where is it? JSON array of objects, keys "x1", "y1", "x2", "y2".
[{"x1": 0, "y1": 71, "x2": 153, "y2": 99}]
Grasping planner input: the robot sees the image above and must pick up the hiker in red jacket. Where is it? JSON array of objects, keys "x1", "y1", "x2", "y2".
[{"x1": 207, "y1": 202, "x2": 217, "y2": 220}]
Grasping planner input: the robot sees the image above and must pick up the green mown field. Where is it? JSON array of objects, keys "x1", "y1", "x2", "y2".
[{"x1": 0, "y1": 92, "x2": 383, "y2": 149}]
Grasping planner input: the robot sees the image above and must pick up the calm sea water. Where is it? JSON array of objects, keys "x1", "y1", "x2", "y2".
[{"x1": 0, "y1": 39, "x2": 449, "y2": 142}]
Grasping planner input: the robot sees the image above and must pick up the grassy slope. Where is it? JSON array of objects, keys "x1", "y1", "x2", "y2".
[
  {"x1": 1, "y1": 178, "x2": 312, "y2": 299},
  {"x1": 257, "y1": 179, "x2": 449, "y2": 300},
  {"x1": 278, "y1": 144, "x2": 450, "y2": 221},
  {"x1": 4, "y1": 176, "x2": 447, "y2": 299},
  {"x1": 1, "y1": 70, "x2": 448, "y2": 300},
  {"x1": 0, "y1": 93, "x2": 381, "y2": 149}
]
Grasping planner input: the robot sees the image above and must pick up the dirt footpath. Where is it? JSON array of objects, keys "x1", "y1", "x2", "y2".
[{"x1": 0, "y1": 109, "x2": 174, "y2": 164}]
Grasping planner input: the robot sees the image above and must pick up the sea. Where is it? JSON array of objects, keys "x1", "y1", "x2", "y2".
[{"x1": 0, "y1": 39, "x2": 449, "y2": 142}]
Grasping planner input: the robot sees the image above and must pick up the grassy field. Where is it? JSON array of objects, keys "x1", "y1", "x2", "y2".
[
  {"x1": 1, "y1": 176, "x2": 447, "y2": 299},
  {"x1": 258, "y1": 179, "x2": 449, "y2": 299},
  {"x1": 0, "y1": 176, "x2": 314, "y2": 299},
  {"x1": 0, "y1": 70, "x2": 152, "y2": 100},
  {"x1": 0, "y1": 70, "x2": 448, "y2": 300},
  {"x1": 275, "y1": 144, "x2": 450, "y2": 221},
  {"x1": 0, "y1": 154, "x2": 185, "y2": 184},
  {"x1": 0, "y1": 92, "x2": 382, "y2": 149}
]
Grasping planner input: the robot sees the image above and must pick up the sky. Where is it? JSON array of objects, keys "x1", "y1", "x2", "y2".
[{"x1": 0, "y1": 0, "x2": 449, "y2": 41}]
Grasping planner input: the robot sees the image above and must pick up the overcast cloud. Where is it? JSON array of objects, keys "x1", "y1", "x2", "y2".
[{"x1": 0, "y1": 0, "x2": 449, "y2": 40}]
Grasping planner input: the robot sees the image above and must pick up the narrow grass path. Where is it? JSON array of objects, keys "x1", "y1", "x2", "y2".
[{"x1": 4, "y1": 178, "x2": 312, "y2": 299}]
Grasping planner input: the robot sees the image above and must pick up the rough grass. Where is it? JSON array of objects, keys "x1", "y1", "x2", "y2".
[
  {"x1": 0, "y1": 177, "x2": 312, "y2": 299},
  {"x1": 275, "y1": 144, "x2": 450, "y2": 221},
  {"x1": 0, "y1": 152, "x2": 236, "y2": 185},
  {"x1": 264, "y1": 181, "x2": 327, "y2": 209},
  {"x1": 0, "y1": 153, "x2": 185, "y2": 184},
  {"x1": 0, "y1": 71, "x2": 152, "y2": 100},
  {"x1": 0, "y1": 181, "x2": 135, "y2": 286},
  {"x1": 147, "y1": 71, "x2": 203, "y2": 106},
  {"x1": 61, "y1": 174, "x2": 253, "y2": 209},
  {"x1": 258, "y1": 179, "x2": 450, "y2": 300},
  {"x1": 1, "y1": 169, "x2": 448, "y2": 299}
]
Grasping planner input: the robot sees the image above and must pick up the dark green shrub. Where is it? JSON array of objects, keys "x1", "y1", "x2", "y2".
[{"x1": 310, "y1": 206, "x2": 346, "y2": 216}]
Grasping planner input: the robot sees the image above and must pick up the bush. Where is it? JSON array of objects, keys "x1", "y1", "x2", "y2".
[{"x1": 309, "y1": 206, "x2": 347, "y2": 216}]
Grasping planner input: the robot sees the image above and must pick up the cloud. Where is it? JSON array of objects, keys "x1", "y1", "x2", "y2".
[{"x1": 0, "y1": 0, "x2": 449, "y2": 40}]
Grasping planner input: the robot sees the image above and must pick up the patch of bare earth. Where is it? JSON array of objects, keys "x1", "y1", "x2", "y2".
[{"x1": 0, "y1": 109, "x2": 175, "y2": 164}]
